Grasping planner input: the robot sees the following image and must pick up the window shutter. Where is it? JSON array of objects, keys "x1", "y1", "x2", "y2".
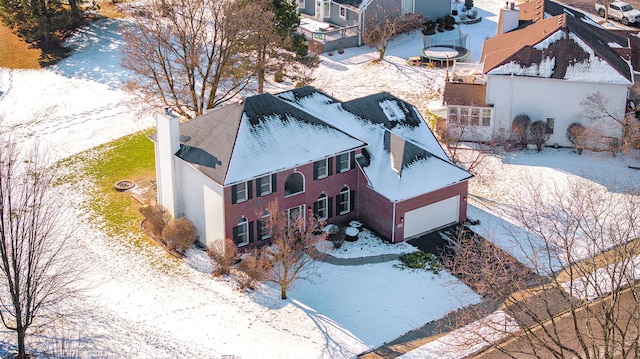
[
  {"x1": 328, "y1": 197, "x2": 333, "y2": 218},
  {"x1": 232, "y1": 226, "x2": 240, "y2": 244},
  {"x1": 271, "y1": 174, "x2": 277, "y2": 193},
  {"x1": 247, "y1": 180, "x2": 253, "y2": 200},
  {"x1": 248, "y1": 221, "x2": 254, "y2": 243},
  {"x1": 350, "y1": 151, "x2": 356, "y2": 169},
  {"x1": 255, "y1": 177, "x2": 262, "y2": 196},
  {"x1": 350, "y1": 190, "x2": 356, "y2": 212},
  {"x1": 328, "y1": 158, "x2": 333, "y2": 176},
  {"x1": 257, "y1": 220, "x2": 263, "y2": 240},
  {"x1": 335, "y1": 195, "x2": 340, "y2": 215},
  {"x1": 313, "y1": 161, "x2": 319, "y2": 180},
  {"x1": 231, "y1": 185, "x2": 238, "y2": 204},
  {"x1": 313, "y1": 201, "x2": 318, "y2": 215}
]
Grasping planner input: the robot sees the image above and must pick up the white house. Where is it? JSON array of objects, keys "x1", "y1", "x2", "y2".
[
  {"x1": 151, "y1": 87, "x2": 473, "y2": 249},
  {"x1": 443, "y1": 0, "x2": 634, "y2": 147}
]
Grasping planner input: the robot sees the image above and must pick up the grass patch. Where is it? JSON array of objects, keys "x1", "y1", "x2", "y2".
[
  {"x1": 0, "y1": 23, "x2": 41, "y2": 69},
  {"x1": 58, "y1": 129, "x2": 156, "y2": 244}
]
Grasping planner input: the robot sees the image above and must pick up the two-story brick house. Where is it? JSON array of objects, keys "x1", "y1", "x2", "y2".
[{"x1": 152, "y1": 86, "x2": 472, "y2": 249}]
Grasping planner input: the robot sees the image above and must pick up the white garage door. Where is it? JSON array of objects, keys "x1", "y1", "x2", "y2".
[{"x1": 403, "y1": 196, "x2": 460, "y2": 239}]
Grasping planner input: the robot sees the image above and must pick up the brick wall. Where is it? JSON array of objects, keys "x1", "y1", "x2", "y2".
[{"x1": 224, "y1": 158, "x2": 360, "y2": 245}]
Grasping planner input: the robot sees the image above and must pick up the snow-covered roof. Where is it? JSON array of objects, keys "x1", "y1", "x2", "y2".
[
  {"x1": 277, "y1": 87, "x2": 472, "y2": 202},
  {"x1": 482, "y1": 7, "x2": 633, "y2": 84},
  {"x1": 175, "y1": 93, "x2": 366, "y2": 186},
  {"x1": 173, "y1": 87, "x2": 470, "y2": 200}
]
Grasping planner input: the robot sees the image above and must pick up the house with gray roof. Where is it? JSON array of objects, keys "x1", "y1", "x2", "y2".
[
  {"x1": 152, "y1": 87, "x2": 472, "y2": 249},
  {"x1": 297, "y1": 0, "x2": 452, "y2": 52},
  {"x1": 443, "y1": 0, "x2": 634, "y2": 147}
]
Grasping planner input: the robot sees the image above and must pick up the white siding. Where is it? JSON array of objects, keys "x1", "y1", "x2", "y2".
[
  {"x1": 176, "y1": 160, "x2": 225, "y2": 247},
  {"x1": 486, "y1": 75, "x2": 628, "y2": 147}
]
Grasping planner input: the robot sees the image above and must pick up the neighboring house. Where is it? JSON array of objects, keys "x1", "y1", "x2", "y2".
[
  {"x1": 297, "y1": 0, "x2": 451, "y2": 52},
  {"x1": 152, "y1": 87, "x2": 473, "y2": 249},
  {"x1": 443, "y1": 0, "x2": 634, "y2": 147}
]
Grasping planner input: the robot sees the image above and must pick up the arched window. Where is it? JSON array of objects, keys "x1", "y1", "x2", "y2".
[{"x1": 284, "y1": 172, "x2": 305, "y2": 196}]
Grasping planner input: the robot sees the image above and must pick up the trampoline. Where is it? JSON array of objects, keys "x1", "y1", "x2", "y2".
[
  {"x1": 421, "y1": 45, "x2": 469, "y2": 63},
  {"x1": 421, "y1": 28, "x2": 470, "y2": 64}
]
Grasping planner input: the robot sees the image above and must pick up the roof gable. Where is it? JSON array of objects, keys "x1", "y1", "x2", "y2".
[
  {"x1": 224, "y1": 94, "x2": 366, "y2": 185},
  {"x1": 277, "y1": 87, "x2": 472, "y2": 201},
  {"x1": 176, "y1": 103, "x2": 244, "y2": 185},
  {"x1": 483, "y1": 12, "x2": 632, "y2": 84}
]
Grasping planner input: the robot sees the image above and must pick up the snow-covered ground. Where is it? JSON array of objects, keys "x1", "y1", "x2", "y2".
[{"x1": 0, "y1": 0, "x2": 639, "y2": 356}]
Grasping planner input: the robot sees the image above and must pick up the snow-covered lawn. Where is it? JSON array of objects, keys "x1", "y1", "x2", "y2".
[{"x1": 1, "y1": 0, "x2": 639, "y2": 356}]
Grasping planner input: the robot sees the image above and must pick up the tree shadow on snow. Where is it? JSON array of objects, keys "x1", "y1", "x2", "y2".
[{"x1": 52, "y1": 18, "x2": 133, "y2": 90}]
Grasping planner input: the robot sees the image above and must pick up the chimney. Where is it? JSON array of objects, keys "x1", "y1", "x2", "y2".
[
  {"x1": 154, "y1": 108, "x2": 182, "y2": 218},
  {"x1": 389, "y1": 132, "x2": 405, "y2": 177},
  {"x1": 498, "y1": 2, "x2": 520, "y2": 34}
]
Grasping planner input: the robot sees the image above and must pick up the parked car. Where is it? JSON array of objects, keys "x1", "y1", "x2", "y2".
[{"x1": 595, "y1": 1, "x2": 640, "y2": 25}]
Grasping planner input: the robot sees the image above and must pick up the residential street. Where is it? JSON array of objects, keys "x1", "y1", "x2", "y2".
[{"x1": 471, "y1": 285, "x2": 640, "y2": 358}]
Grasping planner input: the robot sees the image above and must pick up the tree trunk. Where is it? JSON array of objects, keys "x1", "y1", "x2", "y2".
[
  {"x1": 68, "y1": 0, "x2": 82, "y2": 25},
  {"x1": 281, "y1": 285, "x2": 287, "y2": 299},
  {"x1": 257, "y1": 45, "x2": 266, "y2": 94},
  {"x1": 17, "y1": 327, "x2": 26, "y2": 359}
]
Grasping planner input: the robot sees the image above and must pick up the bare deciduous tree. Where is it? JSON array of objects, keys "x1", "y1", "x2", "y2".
[
  {"x1": 579, "y1": 91, "x2": 640, "y2": 153},
  {"x1": 0, "y1": 135, "x2": 82, "y2": 358},
  {"x1": 361, "y1": 2, "x2": 423, "y2": 61},
  {"x1": 121, "y1": 0, "x2": 256, "y2": 118},
  {"x1": 436, "y1": 117, "x2": 496, "y2": 176},
  {"x1": 261, "y1": 200, "x2": 325, "y2": 299},
  {"x1": 448, "y1": 179, "x2": 640, "y2": 359}
]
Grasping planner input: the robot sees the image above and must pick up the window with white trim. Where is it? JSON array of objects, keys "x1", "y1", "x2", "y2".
[
  {"x1": 259, "y1": 211, "x2": 271, "y2": 240},
  {"x1": 286, "y1": 205, "x2": 306, "y2": 230},
  {"x1": 297, "y1": 0, "x2": 304, "y2": 9},
  {"x1": 234, "y1": 217, "x2": 249, "y2": 246},
  {"x1": 233, "y1": 182, "x2": 247, "y2": 203},
  {"x1": 339, "y1": 5, "x2": 347, "y2": 19},
  {"x1": 337, "y1": 153, "x2": 351, "y2": 173},
  {"x1": 448, "y1": 106, "x2": 492, "y2": 127},
  {"x1": 258, "y1": 175, "x2": 272, "y2": 196},
  {"x1": 315, "y1": 159, "x2": 328, "y2": 179},
  {"x1": 316, "y1": 194, "x2": 328, "y2": 220},
  {"x1": 481, "y1": 109, "x2": 491, "y2": 126},
  {"x1": 338, "y1": 187, "x2": 350, "y2": 215}
]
